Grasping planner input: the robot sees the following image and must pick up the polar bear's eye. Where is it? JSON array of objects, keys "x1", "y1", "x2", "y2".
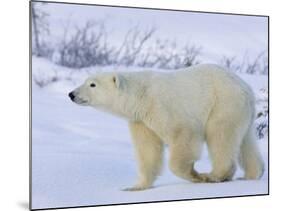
[{"x1": 90, "y1": 83, "x2": 96, "y2": 87}]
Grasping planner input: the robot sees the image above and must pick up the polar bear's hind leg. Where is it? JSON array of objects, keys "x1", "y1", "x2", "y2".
[
  {"x1": 201, "y1": 116, "x2": 245, "y2": 182},
  {"x1": 239, "y1": 126, "x2": 264, "y2": 180},
  {"x1": 168, "y1": 127, "x2": 204, "y2": 183}
]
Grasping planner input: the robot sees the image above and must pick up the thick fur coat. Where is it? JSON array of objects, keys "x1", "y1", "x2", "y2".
[{"x1": 69, "y1": 64, "x2": 264, "y2": 191}]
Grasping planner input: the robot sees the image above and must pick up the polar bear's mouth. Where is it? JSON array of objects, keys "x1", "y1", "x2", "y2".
[{"x1": 74, "y1": 98, "x2": 89, "y2": 105}]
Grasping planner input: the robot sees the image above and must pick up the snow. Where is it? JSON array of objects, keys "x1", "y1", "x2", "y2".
[{"x1": 31, "y1": 57, "x2": 268, "y2": 210}]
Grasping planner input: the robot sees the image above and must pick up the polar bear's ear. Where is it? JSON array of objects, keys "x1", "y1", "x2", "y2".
[{"x1": 113, "y1": 74, "x2": 125, "y2": 90}]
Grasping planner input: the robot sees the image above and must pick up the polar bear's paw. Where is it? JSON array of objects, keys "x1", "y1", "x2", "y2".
[
  {"x1": 198, "y1": 173, "x2": 232, "y2": 183},
  {"x1": 122, "y1": 184, "x2": 151, "y2": 191},
  {"x1": 189, "y1": 175, "x2": 206, "y2": 183},
  {"x1": 197, "y1": 173, "x2": 220, "y2": 183}
]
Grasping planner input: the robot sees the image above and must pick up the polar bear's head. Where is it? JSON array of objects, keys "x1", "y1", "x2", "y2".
[{"x1": 68, "y1": 73, "x2": 129, "y2": 115}]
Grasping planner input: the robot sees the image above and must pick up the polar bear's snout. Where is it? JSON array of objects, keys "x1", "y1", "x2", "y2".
[
  {"x1": 68, "y1": 91, "x2": 75, "y2": 101},
  {"x1": 68, "y1": 88, "x2": 90, "y2": 106}
]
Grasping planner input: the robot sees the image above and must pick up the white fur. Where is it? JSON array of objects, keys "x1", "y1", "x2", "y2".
[{"x1": 70, "y1": 64, "x2": 264, "y2": 190}]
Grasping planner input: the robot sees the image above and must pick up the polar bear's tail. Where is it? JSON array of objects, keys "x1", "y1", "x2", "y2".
[{"x1": 239, "y1": 125, "x2": 264, "y2": 180}]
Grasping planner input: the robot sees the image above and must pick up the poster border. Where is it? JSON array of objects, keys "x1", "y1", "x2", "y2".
[{"x1": 29, "y1": 1, "x2": 270, "y2": 210}]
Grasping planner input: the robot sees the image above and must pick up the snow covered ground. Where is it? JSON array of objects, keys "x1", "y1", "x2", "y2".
[{"x1": 31, "y1": 57, "x2": 268, "y2": 210}]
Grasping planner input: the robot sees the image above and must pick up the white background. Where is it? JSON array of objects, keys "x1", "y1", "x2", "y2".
[{"x1": 0, "y1": 0, "x2": 279, "y2": 210}]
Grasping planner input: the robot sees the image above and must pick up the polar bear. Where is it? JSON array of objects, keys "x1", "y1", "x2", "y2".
[{"x1": 68, "y1": 64, "x2": 264, "y2": 191}]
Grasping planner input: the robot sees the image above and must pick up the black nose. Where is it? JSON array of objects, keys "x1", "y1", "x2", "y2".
[{"x1": 68, "y1": 92, "x2": 75, "y2": 101}]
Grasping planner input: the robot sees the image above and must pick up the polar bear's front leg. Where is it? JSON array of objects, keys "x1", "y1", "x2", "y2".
[{"x1": 124, "y1": 121, "x2": 164, "y2": 191}]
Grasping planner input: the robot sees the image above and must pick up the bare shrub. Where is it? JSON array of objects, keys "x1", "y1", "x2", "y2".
[
  {"x1": 137, "y1": 39, "x2": 201, "y2": 69},
  {"x1": 57, "y1": 21, "x2": 114, "y2": 68},
  {"x1": 55, "y1": 21, "x2": 201, "y2": 69},
  {"x1": 114, "y1": 26, "x2": 156, "y2": 66},
  {"x1": 255, "y1": 88, "x2": 268, "y2": 139},
  {"x1": 31, "y1": 2, "x2": 51, "y2": 57},
  {"x1": 244, "y1": 51, "x2": 268, "y2": 75},
  {"x1": 220, "y1": 51, "x2": 268, "y2": 75}
]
